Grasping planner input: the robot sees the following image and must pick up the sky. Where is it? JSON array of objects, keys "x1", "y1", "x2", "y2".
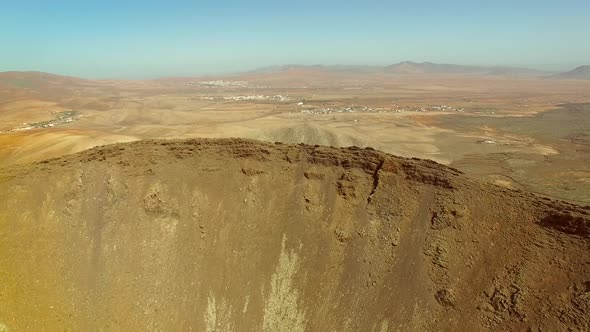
[{"x1": 1, "y1": 0, "x2": 589, "y2": 78}]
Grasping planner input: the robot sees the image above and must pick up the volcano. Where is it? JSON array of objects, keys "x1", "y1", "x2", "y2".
[{"x1": 0, "y1": 138, "x2": 588, "y2": 331}]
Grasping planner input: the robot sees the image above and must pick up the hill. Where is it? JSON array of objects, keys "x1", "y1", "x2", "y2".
[
  {"x1": 0, "y1": 63, "x2": 547, "y2": 90},
  {"x1": 0, "y1": 138, "x2": 588, "y2": 331},
  {"x1": 249, "y1": 62, "x2": 544, "y2": 77},
  {"x1": 0, "y1": 71, "x2": 88, "y2": 89},
  {"x1": 384, "y1": 61, "x2": 543, "y2": 76},
  {"x1": 0, "y1": 71, "x2": 94, "y2": 102},
  {"x1": 551, "y1": 65, "x2": 590, "y2": 80},
  {"x1": 249, "y1": 64, "x2": 384, "y2": 74}
]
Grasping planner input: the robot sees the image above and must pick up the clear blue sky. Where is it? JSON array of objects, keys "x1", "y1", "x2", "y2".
[{"x1": 1, "y1": 0, "x2": 589, "y2": 78}]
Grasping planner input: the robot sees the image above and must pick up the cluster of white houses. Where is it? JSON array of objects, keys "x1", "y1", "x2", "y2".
[
  {"x1": 6, "y1": 111, "x2": 79, "y2": 133},
  {"x1": 300, "y1": 104, "x2": 465, "y2": 115},
  {"x1": 188, "y1": 80, "x2": 268, "y2": 89},
  {"x1": 198, "y1": 95, "x2": 291, "y2": 102}
]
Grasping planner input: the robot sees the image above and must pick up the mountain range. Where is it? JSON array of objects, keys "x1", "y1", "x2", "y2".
[
  {"x1": 1, "y1": 63, "x2": 589, "y2": 82},
  {"x1": 250, "y1": 61, "x2": 551, "y2": 77}
]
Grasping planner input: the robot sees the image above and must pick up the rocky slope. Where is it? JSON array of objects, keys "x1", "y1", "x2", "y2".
[{"x1": 0, "y1": 138, "x2": 588, "y2": 331}]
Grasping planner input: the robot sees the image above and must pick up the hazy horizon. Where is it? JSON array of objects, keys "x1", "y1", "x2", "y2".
[
  {"x1": 1, "y1": 0, "x2": 589, "y2": 79},
  {"x1": 0, "y1": 61, "x2": 580, "y2": 80}
]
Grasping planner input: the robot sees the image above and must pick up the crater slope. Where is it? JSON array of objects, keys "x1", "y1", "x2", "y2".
[{"x1": 0, "y1": 138, "x2": 588, "y2": 331}]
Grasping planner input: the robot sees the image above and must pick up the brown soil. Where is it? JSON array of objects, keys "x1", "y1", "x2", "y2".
[{"x1": 0, "y1": 138, "x2": 588, "y2": 331}]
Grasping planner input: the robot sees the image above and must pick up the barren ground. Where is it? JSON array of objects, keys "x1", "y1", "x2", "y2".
[
  {"x1": 1, "y1": 71, "x2": 590, "y2": 331},
  {"x1": 1, "y1": 71, "x2": 589, "y2": 202},
  {"x1": 0, "y1": 138, "x2": 588, "y2": 331}
]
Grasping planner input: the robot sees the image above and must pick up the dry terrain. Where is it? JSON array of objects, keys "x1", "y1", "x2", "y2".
[
  {"x1": 1, "y1": 68, "x2": 590, "y2": 331},
  {"x1": 1, "y1": 69, "x2": 589, "y2": 202},
  {"x1": 0, "y1": 138, "x2": 588, "y2": 331}
]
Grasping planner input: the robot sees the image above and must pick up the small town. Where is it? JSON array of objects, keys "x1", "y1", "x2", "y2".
[
  {"x1": 197, "y1": 95, "x2": 291, "y2": 102},
  {"x1": 300, "y1": 104, "x2": 465, "y2": 115},
  {"x1": 187, "y1": 80, "x2": 268, "y2": 89},
  {"x1": 7, "y1": 110, "x2": 80, "y2": 133}
]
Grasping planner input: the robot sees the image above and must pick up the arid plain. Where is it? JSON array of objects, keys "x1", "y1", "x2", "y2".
[{"x1": 1, "y1": 67, "x2": 589, "y2": 203}]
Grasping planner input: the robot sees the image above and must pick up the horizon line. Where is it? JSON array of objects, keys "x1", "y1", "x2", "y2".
[{"x1": 1, "y1": 61, "x2": 586, "y2": 81}]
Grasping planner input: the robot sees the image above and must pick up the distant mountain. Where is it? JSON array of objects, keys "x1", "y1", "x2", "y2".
[
  {"x1": 384, "y1": 61, "x2": 477, "y2": 74},
  {"x1": 250, "y1": 62, "x2": 544, "y2": 77},
  {"x1": 384, "y1": 61, "x2": 543, "y2": 76},
  {"x1": 249, "y1": 64, "x2": 383, "y2": 74},
  {"x1": 550, "y1": 66, "x2": 590, "y2": 80}
]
